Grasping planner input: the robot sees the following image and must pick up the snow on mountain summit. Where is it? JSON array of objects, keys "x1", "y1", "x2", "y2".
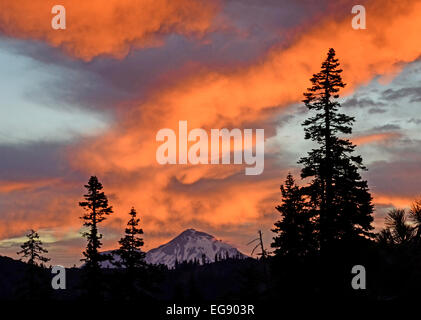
[
  {"x1": 96, "y1": 228, "x2": 247, "y2": 269},
  {"x1": 145, "y1": 228, "x2": 247, "y2": 268}
]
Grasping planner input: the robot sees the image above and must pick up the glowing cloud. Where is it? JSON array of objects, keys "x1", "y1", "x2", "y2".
[
  {"x1": 2, "y1": 0, "x2": 421, "y2": 265},
  {"x1": 63, "y1": 0, "x2": 421, "y2": 236},
  {"x1": 0, "y1": 178, "x2": 60, "y2": 193},
  {"x1": 351, "y1": 132, "x2": 402, "y2": 145},
  {"x1": 0, "y1": 0, "x2": 219, "y2": 60}
]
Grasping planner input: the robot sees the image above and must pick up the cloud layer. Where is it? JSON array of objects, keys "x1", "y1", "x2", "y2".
[
  {"x1": 1, "y1": 0, "x2": 421, "y2": 265},
  {"x1": 0, "y1": 0, "x2": 219, "y2": 60}
]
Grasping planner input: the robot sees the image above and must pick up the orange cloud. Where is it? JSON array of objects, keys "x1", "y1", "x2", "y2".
[
  {"x1": 0, "y1": 190, "x2": 79, "y2": 239},
  {"x1": 2, "y1": 0, "x2": 421, "y2": 265},
  {"x1": 71, "y1": 0, "x2": 421, "y2": 167},
  {"x1": 0, "y1": 0, "x2": 219, "y2": 60},
  {"x1": 351, "y1": 132, "x2": 402, "y2": 146},
  {"x1": 0, "y1": 178, "x2": 60, "y2": 193},
  {"x1": 65, "y1": 0, "x2": 421, "y2": 234},
  {"x1": 372, "y1": 194, "x2": 414, "y2": 209}
]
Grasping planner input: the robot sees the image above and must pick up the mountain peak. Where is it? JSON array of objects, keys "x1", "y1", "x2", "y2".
[
  {"x1": 177, "y1": 228, "x2": 213, "y2": 239},
  {"x1": 145, "y1": 229, "x2": 247, "y2": 268},
  {"x1": 98, "y1": 228, "x2": 248, "y2": 269},
  {"x1": 179, "y1": 228, "x2": 197, "y2": 235}
]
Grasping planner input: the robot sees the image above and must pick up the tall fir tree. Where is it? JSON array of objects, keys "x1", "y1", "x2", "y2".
[
  {"x1": 79, "y1": 176, "x2": 113, "y2": 297},
  {"x1": 115, "y1": 207, "x2": 146, "y2": 270},
  {"x1": 271, "y1": 173, "x2": 316, "y2": 257},
  {"x1": 299, "y1": 48, "x2": 374, "y2": 253}
]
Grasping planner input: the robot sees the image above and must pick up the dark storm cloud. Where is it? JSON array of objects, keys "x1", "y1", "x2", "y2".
[
  {"x1": 0, "y1": 142, "x2": 65, "y2": 180},
  {"x1": 381, "y1": 87, "x2": 421, "y2": 103},
  {"x1": 408, "y1": 118, "x2": 421, "y2": 125},
  {"x1": 368, "y1": 107, "x2": 387, "y2": 114},
  {"x1": 366, "y1": 139, "x2": 421, "y2": 198},
  {"x1": 368, "y1": 159, "x2": 421, "y2": 198},
  {"x1": 224, "y1": 0, "x2": 367, "y2": 23},
  {"x1": 2, "y1": 32, "x2": 279, "y2": 114},
  {"x1": 372, "y1": 124, "x2": 401, "y2": 131},
  {"x1": 342, "y1": 96, "x2": 386, "y2": 109}
]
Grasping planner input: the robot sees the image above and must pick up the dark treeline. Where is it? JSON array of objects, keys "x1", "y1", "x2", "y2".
[{"x1": 3, "y1": 48, "x2": 421, "y2": 303}]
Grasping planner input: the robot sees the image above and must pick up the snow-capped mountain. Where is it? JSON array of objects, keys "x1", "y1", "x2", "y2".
[
  {"x1": 98, "y1": 228, "x2": 247, "y2": 269},
  {"x1": 146, "y1": 229, "x2": 247, "y2": 268}
]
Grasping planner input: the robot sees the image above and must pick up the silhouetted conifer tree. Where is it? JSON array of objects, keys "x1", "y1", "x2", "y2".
[
  {"x1": 17, "y1": 229, "x2": 50, "y2": 266},
  {"x1": 79, "y1": 176, "x2": 113, "y2": 298},
  {"x1": 299, "y1": 48, "x2": 374, "y2": 253},
  {"x1": 271, "y1": 174, "x2": 316, "y2": 257},
  {"x1": 17, "y1": 229, "x2": 50, "y2": 299},
  {"x1": 115, "y1": 207, "x2": 145, "y2": 270},
  {"x1": 112, "y1": 207, "x2": 146, "y2": 299},
  {"x1": 410, "y1": 198, "x2": 421, "y2": 247},
  {"x1": 378, "y1": 209, "x2": 415, "y2": 247}
]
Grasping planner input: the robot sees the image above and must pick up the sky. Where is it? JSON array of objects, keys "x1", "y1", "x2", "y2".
[{"x1": 0, "y1": 0, "x2": 420, "y2": 266}]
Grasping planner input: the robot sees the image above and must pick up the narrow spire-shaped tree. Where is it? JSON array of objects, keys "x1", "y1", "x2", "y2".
[
  {"x1": 113, "y1": 207, "x2": 146, "y2": 300},
  {"x1": 79, "y1": 176, "x2": 113, "y2": 297},
  {"x1": 299, "y1": 48, "x2": 374, "y2": 253},
  {"x1": 115, "y1": 207, "x2": 145, "y2": 270},
  {"x1": 271, "y1": 174, "x2": 316, "y2": 257},
  {"x1": 17, "y1": 229, "x2": 50, "y2": 266}
]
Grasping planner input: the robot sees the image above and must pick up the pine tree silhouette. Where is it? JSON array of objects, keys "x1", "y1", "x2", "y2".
[
  {"x1": 16, "y1": 229, "x2": 50, "y2": 299},
  {"x1": 409, "y1": 198, "x2": 421, "y2": 247},
  {"x1": 17, "y1": 229, "x2": 50, "y2": 266},
  {"x1": 113, "y1": 207, "x2": 146, "y2": 300},
  {"x1": 271, "y1": 173, "x2": 316, "y2": 257},
  {"x1": 299, "y1": 48, "x2": 374, "y2": 254},
  {"x1": 79, "y1": 176, "x2": 113, "y2": 298},
  {"x1": 378, "y1": 209, "x2": 415, "y2": 247},
  {"x1": 114, "y1": 207, "x2": 146, "y2": 270}
]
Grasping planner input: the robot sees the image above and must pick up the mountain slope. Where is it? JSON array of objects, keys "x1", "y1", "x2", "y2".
[
  {"x1": 146, "y1": 228, "x2": 247, "y2": 268},
  {"x1": 99, "y1": 228, "x2": 248, "y2": 269}
]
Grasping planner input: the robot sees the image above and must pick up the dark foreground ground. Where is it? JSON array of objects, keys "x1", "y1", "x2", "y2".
[
  {"x1": 1, "y1": 245, "x2": 420, "y2": 317},
  {"x1": 2, "y1": 238, "x2": 421, "y2": 304}
]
